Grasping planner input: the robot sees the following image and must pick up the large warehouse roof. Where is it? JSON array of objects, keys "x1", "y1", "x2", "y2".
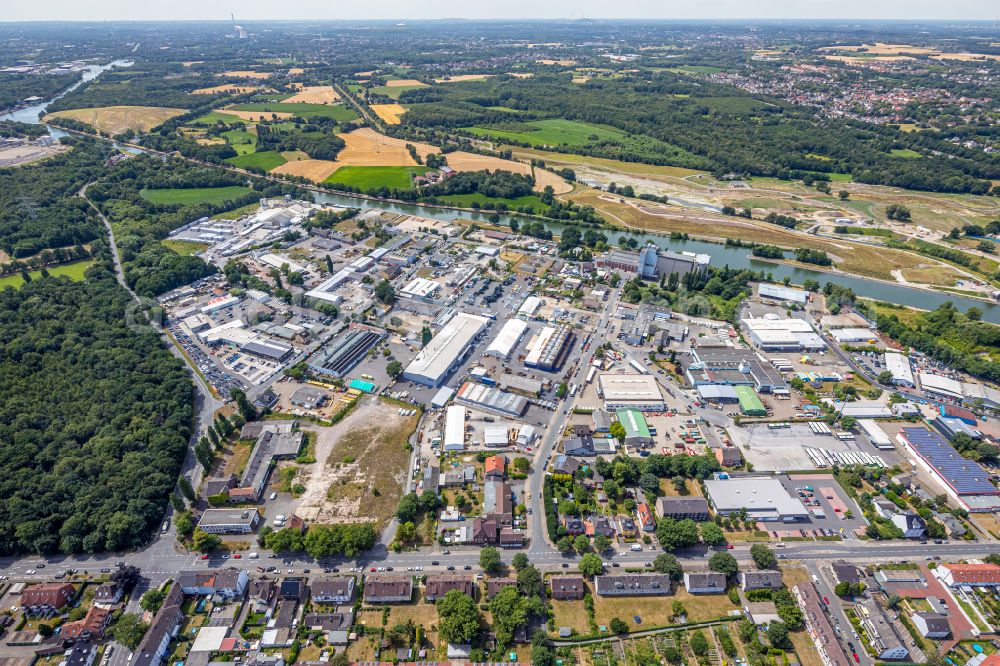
[
  {"x1": 898, "y1": 427, "x2": 997, "y2": 496},
  {"x1": 704, "y1": 477, "x2": 808, "y2": 519},
  {"x1": 518, "y1": 296, "x2": 542, "y2": 316},
  {"x1": 758, "y1": 283, "x2": 807, "y2": 304},
  {"x1": 485, "y1": 319, "x2": 528, "y2": 359},
  {"x1": 403, "y1": 312, "x2": 488, "y2": 386},
  {"x1": 616, "y1": 409, "x2": 650, "y2": 439},
  {"x1": 599, "y1": 374, "x2": 662, "y2": 402},
  {"x1": 400, "y1": 277, "x2": 439, "y2": 299},
  {"x1": 918, "y1": 373, "x2": 964, "y2": 399},
  {"x1": 884, "y1": 352, "x2": 914, "y2": 385},
  {"x1": 444, "y1": 406, "x2": 466, "y2": 451}
]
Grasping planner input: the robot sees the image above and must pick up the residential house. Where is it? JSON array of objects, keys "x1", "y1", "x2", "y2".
[
  {"x1": 303, "y1": 612, "x2": 352, "y2": 632},
  {"x1": 550, "y1": 576, "x2": 586, "y2": 600},
  {"x1": 471, "y1": 517, "x2": 500, "y2": 545},
  {"x1": 934, "y1": 513, "x2": 967, "y2": 538},
  {"x1": 715, "y1": 447, "x2": 743, "y2": 467},
  {"x1": 484, "y1": 455, "x2": 506, "y2": 480},
  {"x1": 65, "y1": 642, "x2": 97, "y2": 666},
  {"x1": 61, "y1": 606, "x2": 113, "y2": 640},
  {"x1": 656, "y1": 497, "x2": 711, "y2": 521},
  {"x1": 831, "y1": 561, "x2": 862, "y2": 585},
  {"x1": 133, "y1": 584, "x2": 184, "y2": 666},
  {"x1": 93, "y1": 582, "x2": 123, "y2": 608},
  {"x1": 590, "y1": 516, "x2": 616, "y2": 539},
  {"x1": 892, "y1": 512, "x2": 926, "y2": 538},
  {"x1": 424, "y1": 575, "x2": 475, "y2": 602},
  {"x1": 364, "y1": 575, "x2": 413, "y2": 603},
  {"x1": 617, "y1": 516, "x2": 637, "y2": 538},
  {"x1": 248, "y1": 579, "x2": 276, "y2": 613},
  {"x1": 564, "y1": 518, "x2": 585, "y2": 536},
  {"x1": 740, "y1": 571, "x2": 784, "y2": 591},
  {"x1": 483, "y1": 481, "x2": 513, "y2": 525},
  {"x1": 311, "y1": 577, "x2": 355, "y2": 605},
  {"x1": 857, "y1": 598, "x2": 909, "y2": 661},
  {"x1": 486, "y1": 578, "x2": 517, "y2": 600},
  {"x1": 279, "y1": 577, "x2": 305, "y2": 600},
  {"x1": 20, "y1": 583, "x2": 76, "y2": 615},
  {"x1": 595, "y1": 575, "x2": 671, "y2": 597},
  {"x1": 636, "y1": 503, "x2": 655, "y2": 532},
  {"x1": 177, "y1": 569, "x2": 249, "y2": 600},
  {"x1": 935, "y1": 563, "x2": 1000, "y2": 588},
  {"x1": 684, "y1": 572, "x2": 728, "y2": 594},
  {"x1": 552, "y1": 455, "x2": 581, "y2": 476},
  {"x1": 499, "y1": 528, "x2": 525, "y2": 548},
  {"x1": 442, "y1": 465, "x2": 476, "y2": 487},
  {"x1": 911, "y1": 612, "x2": 950, "y2": 639}
]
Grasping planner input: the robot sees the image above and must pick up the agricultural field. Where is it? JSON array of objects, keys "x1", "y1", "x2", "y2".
[
  {"x1": 139, "y1": 185, "x2": 252, "y2": 206},
  {"x1": 217, "y1": 70, "x2": 273, "y2": 79},
  {"x1": 0, "y1": 259, "x2": 94, "y2": 289},
  {"x1": 224, "y1": 102, "x2": 358, "y2": 121},
  {"x1": 270, "y1": 159, "x2": 340, "y2": 182},
  {"x1": 191, "y1": 84, "x2": 263, "y2": 95},
  {"x1": 434, "y1": 74, "x2": 492, "y2": 83},
  {"x1": 463, "y1": 118, "x2": 626, "y2": 147},
  {"x1": 324, "y1": 165, "x2": 431, "y2": 190},
  {"x1": 444, "y1": 151, "x2": 572, "y2": 193},
  {"x1": 370, "y1": 103, "x2": 407, "y2": 125},
  {"x1": 222, "y1": 129, "x2": 257, "y2": 155},
  {"x1": 283, "y1": 85, "x2": 339, "y2": 104},
  {"x1": 188, "y1": 110, "x2": 245, "y2": 125},
  {"x1": 44, "y1": 105, "x2": 184, "y2": 134},
  {"x1": 225, "y1": 150, "x2": 288, "y2": 171},
  {"x1": 336, "y1": 127, "x2": 436, "y2": 165}
]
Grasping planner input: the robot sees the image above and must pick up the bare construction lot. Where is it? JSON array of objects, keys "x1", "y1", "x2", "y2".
[{"x1": 294, "y1": 396, "x2": 419, "y2": 528}]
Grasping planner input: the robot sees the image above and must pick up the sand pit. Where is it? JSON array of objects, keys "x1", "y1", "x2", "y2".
[
  {"x1": 271, "y1": 159, "x2": 341, "y2": 182},
  {"x1": 219, "y1": 109, "x2": 294, "y2": 121},
  {"x1": 336, "y1": 127, "x2": 436, "y2": 165},
  {"x1": 445, "y1": 151, "x2": 572, "y2": 193},
  {"x1": 283, "y1": 85, "x2": 340, "y2": 104},
  {"x1": 434, "y1": 74, "x2": 492, "y2": 83},
  {"x1": 44, "y1": 105, "x2": 184, "y2": 134},
  {"x1": 217, "y1": 70, "x2": 272, "y2": 80},
  {"x1": 192, "y1": 84, "x2": 262, "y2": 95},
  {"x1": 385, "y1": 78, "x2": 429, "y2": 88},
  {"x1": 370, "y1": 103, "x2": 407, "y2": 125}
]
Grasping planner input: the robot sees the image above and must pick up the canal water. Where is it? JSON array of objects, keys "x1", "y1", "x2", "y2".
[{"x1": 0, "y1": 59, "x2": 133, "y2": 125}]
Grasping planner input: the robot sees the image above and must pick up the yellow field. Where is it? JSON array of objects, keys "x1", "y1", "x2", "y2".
[
  {"x1": 370, "y1": 103, "x2": 407, "y2": 125},
  {"x1": 218, "y1": 70, "x2": 272, "y2": 79},
  {"x1": 932, "y1": 52, "x2": 1000, "y2": 62},
  {"x1": 434, "y1": 74, "x2": 492, "y2": 83},
  {"x1": 537, "y1": 59, "x2": 577, "y2": 66},
  {"x1": 44, "y1": 106, "x2": 184, "y2": 134},
  {"x1": 571, "y1": 77, "x2": 591, "y2": 84},
  {"x1": 825, "y1": 55, "x2": 916, "y2": 63},
  {"x1": 191, "y1": 84, "x2": 262, "y2": 95},
  {"x1": 195, "y1": 137, "x2": 226, "y2": 145},
  {"x1": 336, "y1": 127, "x2": 436, "y2": 165},
  {"x1": 817, "y1": 43, "x2": 939, "y2": 55},
  {"x1": 283, "y1": 86, "x2": 339, "y2": 104},
  {"x1": 287, "y1": 67, "x2": 305, "y2": 75},
  {"x1": 271, "y1": 159, "x2": 341, "y2": 181},
  {"x1": 353, "y1": 70, "x2": 379, "y2": 77},
  {"x1": 445, "y1": 152, "x2": 571, "y2": 193},
  {"x1": 385, "y1": 78, "x2": 428, "y2": 88},
  {"x1": 219, "y1": 108, "x2": 294, "y2": 121}
]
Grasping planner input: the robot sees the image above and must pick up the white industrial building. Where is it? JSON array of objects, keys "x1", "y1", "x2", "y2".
[
  {"x1": 830, "y1": 328, "x2": 879, "y2": 344},
  {"x1": 598, "y1": 374, "x2": 665, "y2": 412},
  {"x1": 485, "y1": 319, "x2": 528, "y2": 360},
  {"x1": 201, "y1": 295, "x2": 241, "y2": 314},
  {"x1": 304, "y1": 268, "x2": 353, "y2": 305},
  {"x1": 703, "y1": 477, "x2": 809, "y2": 522},
  {"x1": 400, "y1": 277, "x2": 440, "y2": 300},
  {"x1": 444, "y1": 405, "x2": 466, "y2": 451},
  {"x1": 257, "y1": 252, "x2": 307, "y2": 275},
  {"x1": 518, "y1": 296, "x2": 542, "y2": 317},
  {"x1": 740, "y1": 316, "x2": 826, "y2": 352},
  {"x1": 758, "y1": 283, "x2": 808, "y2": 305},
  {"x1": 403, "y1": 312, "x2": 489, "y2": 387},
  {"x1": 859, "y1": 419, "x2": 894, "y2": 449},
  {"x1": 918, "y1": 373, "x2": 964, "y2": 400},
  {"x1": 824, "y1": 399, "x2": 893, "y2": 419},
  {"x1": 884, "y1": 352, "x2": 915, "y2": 387}
]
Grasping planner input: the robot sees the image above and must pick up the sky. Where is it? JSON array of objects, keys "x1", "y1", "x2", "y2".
[{"x1": 2, "y1": 0, "x2": 998, "y2": 22}]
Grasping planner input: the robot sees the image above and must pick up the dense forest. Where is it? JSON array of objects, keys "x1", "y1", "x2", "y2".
[
  {"x1": 0, "y1": 248, "x2": 193, "y2": 555},
  {"x1": 0, "y1": 71, "x2": 80, "y2": 111},
  {"x1": 397, "y1": 74, "x2": 999, "y2": 194},
  {"x1": 86, "y1": 154, "x2": 309, "y2": 296},
  {"x1": 0, "y1": 120, "x2": 50, "y2": 139}
]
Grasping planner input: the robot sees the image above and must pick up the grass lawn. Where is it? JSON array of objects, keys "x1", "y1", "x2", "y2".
[
  {"x1": 226, "y1": 150, "x2": 287, "y2": 171},
  {"x1": 227, "y1": 102, "x2": 358, "y2": 121},
  {"x1": 0, "y1": 259, "x2": 94, "y2": 289},
  {"x1": 324, "y1": 165, "x2": 431, "y2": 190},
  {"x1": 223, "y1": 129, "x2": 257, "y2": 155},
  {"x1": 434, "y1": 192, "x2": 547, "y2": 211},
  {"x1": 140, "y1": 185, "x2": 251, "y2": 206},
  {"x1": 889, "y1": 148, "x2": 923, "y2": 158},
  {"x1": 463, "y1": 118, "x2": 625, "y2": 147},
  {"x1": 188, "y1": 110, "x2": 244, "y2": 125},
  {"x1": 162, "y1": 239, "x2": 210, "y2": 256},
  {"x1": 215, "y1": 203, "x2": 260, "y2": 220},
  {"x1": 551, "y1": 599, "x2": 591, "y2": 635}
]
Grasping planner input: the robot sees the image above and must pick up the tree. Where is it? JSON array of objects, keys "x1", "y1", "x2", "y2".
[
  {"x1": 700, "y1": 522, "x2": 726, "y2": 546},
  {"x1": 876, "y1": 370, "x2": 894, "y2": 385},
  {"x1": 690, "y1": 631, "x2": 709, "y2": 656},
  {"x1": 517, "y1": 565, "x2": 545, "y2": 598},
  {"x1": 177, "y1": 476, "x2": 195, "y2": 502},
  {"x1": 386, "y1": 360, "x2": 403, "y2": 378},
  {"x1": 834, "y1": 581, "x2": 851, "y2": 597},
  {"x1": 594, "y1": 535, "x2": 612, "y2": 553},
  {"x1": 653, "y1": 553, "x2": 684, "y2": 580},
  {"x1": 480, "y1": 546, "x2": 503, "y2": 574},
  {"x1": 111, "y1": 613, "x2": 149, "y2": 649},
  {"x1": 375, "y1": 279, "x2": 395, "y2": 304},
  {"x1": 511, "y1": 553, "x2": 530, "y2": 571},
  {"x1": 191, "y1": 528, "x2": 220, "y2": 553},
  {"x1": 140, "y1": 588, "x2": 166, "y2": 613},
  {"x1": 750, "y1": 544, "x2": 777, "y2": 570},
  {"x1": 767, "y1": 621, "x2": 789, "y2": 648},
  {"x1": 436, "y1": 589, "x2": 480, "y2": 645},
  {"x1": 609, "y1": 617, "x2": 629, "y2": 634},
  {"x1": 656, "y1": 517, "x2": 700, "y2": 551},
  {"x1": 609, "y1": 421, "x2": 626, "y2": 442},
  {"x1": 839, "y1": 190, "x2": 850, "y2": 201},
  {"x1": 396, "y1": 492, "x2": 420, "y2": 523},
  {"x1": 38, "y1": 623, "x2": 54, "y2": 637},
  {"x1": 708, "y1": 551, "x2": 739, "y2": 577},
  {"x1": 574, "y1": 534, "x2": 591, "y2": 554},
  {"x1": 579, "y1": 553, "x2": 604, "y2": 578},
  {"x1": 489, "y1": 586, "x2": 527, "y2": 646},
  {"x1": 556, "y1": 536, "x2": 574, "y2": 553}
]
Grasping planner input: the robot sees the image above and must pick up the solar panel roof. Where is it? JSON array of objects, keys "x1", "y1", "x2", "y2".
[{"x1": 900, "y1": 427, "x2": 997, "y2": 495}]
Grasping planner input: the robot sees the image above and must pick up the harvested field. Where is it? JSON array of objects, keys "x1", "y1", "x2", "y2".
[
  {"x1": 283, "y1": 85, "x2": 339, "y2": 104},
  {"x1": 817, "y1": 43, "x2": 939, "y2": 55},
  {"x1": 385, "y1": 78, "x2": 428, "y2": 87},
  {"x1": 294, "y1": 396, "x2": 419, "y2": 527},
  {"x1": 271, "y1": 159, "x2": 340, "y2": 182},
  {"x1": 434, "y1": 74, "x2": 492, "y2": 83},
  {"x1": 287, "y1": 67, "x2": 305, "y2": 74},
  {"x1": 217, "y1": 109, "x2": 294, "y2": 121},
  {"x1": 218, "y1": 70, "x2": 272, "y2": 79},
  {"x1": 192, "y1": 84, "x2": 261, "y2": 95},
  {"x1": 445, "y1": 151, "x2": 572, "y2": 193},
  {"x1": 932, "y1": 52, "x2": 1000, "y2": 62},
  {"x1": 336, "y1": 127, "x2": 436, "y2": 165},
  {"x1": 537, "y1": 59, "x2": 577, "y2": 66},
  {"x1": 182, "y1": 61, "x2": 204, "y2": 67},
  {"x1": 44, "y1": 105, "x2": 184, "y2": 134},
  {"x1": 370, "y1": 103, "x2": 407, "y2": 125},
  {"x1": 195, "y1": 137, "x2": 226, "y2": 145},
  {"x1": 825, "y1": 55, "x2": 915, "y2": 63}
]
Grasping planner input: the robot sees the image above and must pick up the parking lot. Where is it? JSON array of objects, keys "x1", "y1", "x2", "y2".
[
  {"x1": 741, "y1": 423, "x2": 905, "y2": 471},
  {"x1": 780, "y1": 473, "x2": 868, "y2": 534}
]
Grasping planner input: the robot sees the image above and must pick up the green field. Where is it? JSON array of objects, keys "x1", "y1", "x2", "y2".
[
  {"x1": 668, "y1": 65, "x2": 725, "y2": 75},
  {"x1": 162, "y1": 239, "x2": 210, "y2": 255},
  {"x1": 0, "y1": 259, "x2": 94, "y2": 289},
  {"x1": 435, "y1": 193, "x2": 547, "y2": 211},
  {"x1": 140, "y1": 185, "x2": 252, "y2": 206},
  {"x1": 223, "y1": 129, "x2": 257, "y2": 155},
  {"x1": 889, "y1": 148, "x2": 923, "y2": 158},
  {"x1": 226, "y1": 102, "x2": 358, "y2": 121},
  {"x1": 225, "y1": 150, "x2": 288, "y2": 171},
  {"x1": 188, "y1": 110, "x2": 244, "y2": 126},
  {"x1": 324, "y1": 166, "x2": 431, "y2": 190},
  {"x1": 462, "y1": 119, "x2": 625, "y2": 147}
]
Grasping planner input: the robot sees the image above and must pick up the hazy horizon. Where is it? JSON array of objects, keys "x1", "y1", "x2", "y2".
[{"x1": 1, "y1": 0, "x2": 998, "y2": 23}]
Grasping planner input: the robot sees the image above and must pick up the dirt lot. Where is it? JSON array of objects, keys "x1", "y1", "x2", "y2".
[
  {"x1": 271, "y1": 158, "x2": 340, "y2": 181},
  {"x1": 370, "y1": 103, "x2": 407, "y2": 125},
  {"x1": 283, "y1": 86, "x2": 340, "y2": 104},
  {"x1": 44, "y1": 105, "x2": 184, "y2": 134},
  {"x1": 192, "y1": 84, "x2": 262, "y2": 95},
  {"x1": 336, "y1": 127, "x2": 436, "y2": 164},
  {"x1": 294, "y1": 396, "x2": 419, "y2": 528}
]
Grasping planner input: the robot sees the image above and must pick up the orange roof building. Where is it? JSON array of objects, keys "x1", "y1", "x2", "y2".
[
  {"x1": 484, "y1": 454, "x2": 506, "y2": 479},
  {"x1": 937, "y1": 563, "x2": 1000, "y2": 587}
]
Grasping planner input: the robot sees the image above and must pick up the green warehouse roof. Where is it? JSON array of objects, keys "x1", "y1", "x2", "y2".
[
  {"x1": 349, "y1": 379, "x2": 376, "y2": 393},
  {"x1": 734, "y1": 386, "x2": 766, "y2": 416},
  {"x1": 616, "y1": 408, "x2": 651, "y2": 439}
]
